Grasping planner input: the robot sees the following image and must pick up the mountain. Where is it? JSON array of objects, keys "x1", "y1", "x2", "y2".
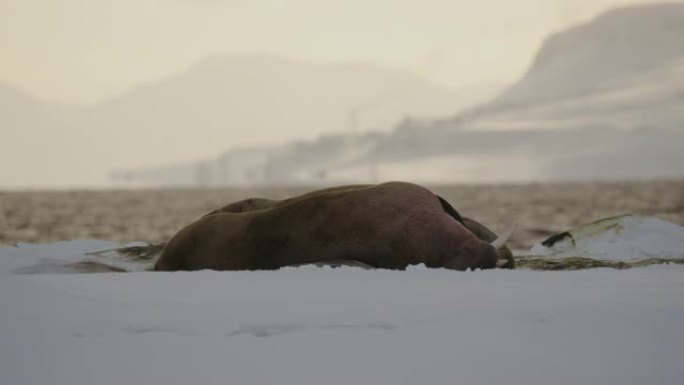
[
  {"x1": 1, "y1": 55, "x2": 496, "y2": 188},
  {"x1": 362, "y1": 3, "x2": 684, "y2": 183},
  {"x1": 495, "y1": 2, "x2": 684, "y2": 106},
  {"x1": 50, "y1": 3, "x2": 684, "y2": 187},
  {"x1": 0, "y1": 84, "x2": 89, "y2": 187},
  {"x1": 90, "y1": 54, "x2": 485, "y2": 163},
  {"x1": 247, "y1": 3, "x2": 684, "y2": 184},
  {"x1": 198, "y1": 3, "x2": 684, "y2": 185}
]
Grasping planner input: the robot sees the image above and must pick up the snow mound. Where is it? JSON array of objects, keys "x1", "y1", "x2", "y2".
[
  {"x1": 0, "y1": 240, "x2": 155, "y2": 275},
  {"x1": 530, "y1": 214, "x2": 684, "y2": 261}
]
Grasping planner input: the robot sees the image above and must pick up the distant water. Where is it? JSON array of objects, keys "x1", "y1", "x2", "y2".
[{"x1": 1, "y1": 181, "x2": 683, "y2": 249}]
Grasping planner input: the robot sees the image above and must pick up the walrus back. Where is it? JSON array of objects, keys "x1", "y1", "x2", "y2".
[{"x1": 154, "y1": 182, "x2": 501, "y2": 271}]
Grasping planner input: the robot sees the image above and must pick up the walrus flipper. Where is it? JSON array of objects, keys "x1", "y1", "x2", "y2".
[{"x1": 437, "y1": 195, "x2": 465, "y2": 225}]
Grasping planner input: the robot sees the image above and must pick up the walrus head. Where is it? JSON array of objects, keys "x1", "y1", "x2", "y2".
[{"x1": 463, "y1": 218, "x2": 516, "y2": 269}]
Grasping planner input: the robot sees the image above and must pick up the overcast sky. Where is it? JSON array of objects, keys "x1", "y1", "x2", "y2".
[{"x1": 0, "y1": 0, "x2": 672, "y2": 103}]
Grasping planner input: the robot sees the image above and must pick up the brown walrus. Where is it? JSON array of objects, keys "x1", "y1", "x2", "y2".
[
  {"x1": 154, "y1": 182, "x2": 514, "y2": 271},
  {"x1": 202, "y1": 184, "x2": 515, "y2": 267}
]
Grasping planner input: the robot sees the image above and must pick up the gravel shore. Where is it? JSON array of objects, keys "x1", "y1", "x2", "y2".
[{"x1": 2, "y1": 180, "x2": 683, "y2": 249}]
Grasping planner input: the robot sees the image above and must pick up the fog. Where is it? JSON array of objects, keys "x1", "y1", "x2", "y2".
[
  {"x1": 1, "y1": 0, "x2": 682, "y2": 188},
  {"x1": 5, "y1": 0, "x2": 659, "y2": 103}
]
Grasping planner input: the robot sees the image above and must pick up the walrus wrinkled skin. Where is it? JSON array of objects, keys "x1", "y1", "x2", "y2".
[{"x1": 154, "y1": 182, "x2": 507, "y2": 272}]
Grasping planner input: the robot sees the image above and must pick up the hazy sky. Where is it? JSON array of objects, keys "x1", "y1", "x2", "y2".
[{"x1": 0, "y1": 0, "x2": 672, "y2": 103}]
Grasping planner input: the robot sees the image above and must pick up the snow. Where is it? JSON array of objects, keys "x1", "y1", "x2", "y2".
[
  {"x1": 2, "y1": 216, "x2": 684, "y2": 385},
  {"x1": 531, "y1": 215, "x2": 684, "y2": 260}
]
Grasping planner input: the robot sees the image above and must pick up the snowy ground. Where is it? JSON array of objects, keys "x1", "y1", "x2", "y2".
[{"x1": 2, "y1": 216, "x2": 684, "y2": 385}]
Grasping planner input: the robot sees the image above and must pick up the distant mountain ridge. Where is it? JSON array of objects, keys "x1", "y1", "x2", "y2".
[
  {"x1": 91, "y1": 53, "x2": 477, "y2": 149},
  {"x1": 2, "y1": 54, "x2": 496, "y2": 188},
  {"x1": 5, "y1": 4, "x2": 683, "y2": 187},
  {"x1": 114, "y1": 3, "x2": 684, "y2": 186}
]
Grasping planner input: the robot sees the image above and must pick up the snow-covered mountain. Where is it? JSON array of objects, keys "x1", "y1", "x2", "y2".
[
  {"x1": 453, "y1": 3, "x2": 684, "y2": 135},
  {"x1": 495, "y1": 3, "x2": 684, "y2": 106},
  {"x1": 354, "y1": 3, "x2": 684, "y2": 183}
]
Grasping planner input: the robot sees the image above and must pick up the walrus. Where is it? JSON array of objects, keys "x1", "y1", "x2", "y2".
[
  {"x1": 202, "y1": 184, "x2": 515, "y2": 268},
  {"x1": 154, "y1": 182, "x2": 514, "y2": 271}
]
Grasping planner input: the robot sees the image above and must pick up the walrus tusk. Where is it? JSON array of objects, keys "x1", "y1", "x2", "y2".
[
  {"x1": 496, "y1": 259, "x2": 510, "y2": 268},
  {"x1": 491, "y1": 223, "x2": 518, "y2": 250}
]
